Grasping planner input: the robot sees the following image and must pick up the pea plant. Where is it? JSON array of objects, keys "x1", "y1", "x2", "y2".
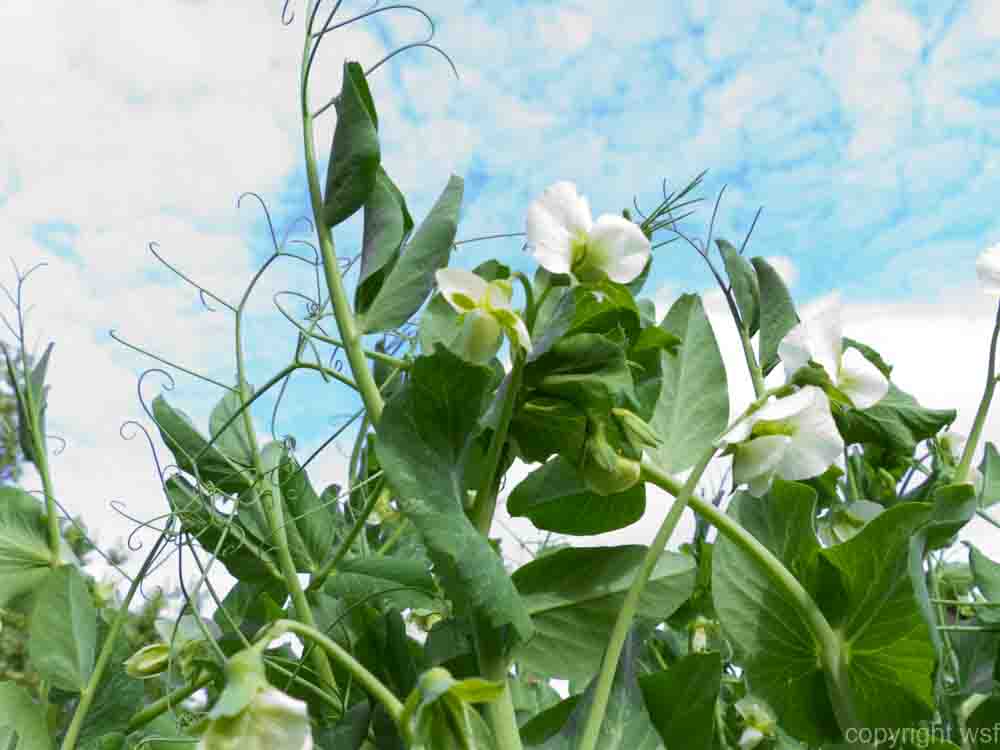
[{"x1": 4, "y1": 2, "x2": 1000, "y2": 749}]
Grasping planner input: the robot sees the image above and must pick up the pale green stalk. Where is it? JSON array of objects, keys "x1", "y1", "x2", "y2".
[
  {"x1": 956, "y1": 300, "x2": 1000, "y2": 483},
  {"x1": 575, "y1": 448, "x2": 715, "y2": 750}
]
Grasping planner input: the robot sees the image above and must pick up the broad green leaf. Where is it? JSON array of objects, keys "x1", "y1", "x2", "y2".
[
  {"x1": 751, "y1": 257, "x2": 798, "y2": 375},
  {"x1": 842, "y1": 337, "x2": 893, "y2": 379},
  {"x1": 512, "y1": 546, "x2": 695, "y2": 684},
  {"x1": 323, "y1": 61, "x2": 380, "y2": 228},
  {"x1": 208, "y1": 388, "x2": 256, "y2": 467},
  {"x1": 630, "y1": 326, "x2": 682, "y2": 419},
  {"x1": 713, "y1": 484, "x2": 837, "y2": 745},
  {"x1": 0, "y1": 684, "x2": 50, "y2": 750},
  {"x1": 950, "y1": 624, "x2": 999, "y2": 696},
  {"x1": 532, "y1": 629, "x2": 663, "y2": 750},
  {"x1": 510, "y1": 398, "x2": 587, "y2": 465},
  {"x1": 717, "y1": 239, "x2": 759, "y2": 335},
  {"x1": 836, "y1": 384, "x2": 955, "y2": 457},
  {"x1": 648, "y1": 294, "x2": 729, "y2": 473},
  {"x1": 318, "y1": 702, "x2": 371, "y2": 750},
  {"x1": 923, "y1": 482, "x2": 977, "y2": 550},
  {"x1": 360, "y1": 175, "x2": 464, "y2": 333},
  {"x1": 969, "y1": 544, "x2": 1000, "y2": 625},
  {"x1": 76, "y1": 624, "x2": 146, "y2": 745},
  {"x1": 6, "y1": 343, "x2": 53, "y2": 464},
  {"x1": 511, "y1": 672, "x2": 562, "y2": 727},
  {"x1": 165, "y1": 475, "x2": 281, "y2": 582},
  {"x1": 213, "y1": 579, "x2": 288, "y2": 645},
  {"x1": 638, "y1": 651, "x2": 721, "y2": 750},
  {"x1": 357, "y1": 166, "x2": 414, "y2": 315},
  {"x1": 566, "y1": 283, "x2": 641, "y2": 345},
  {"x1": 152, "y1": 395, "x2": 252, "y2": 494},
  {"x1": 507, "y1": 456, "x2": 645, "y2": 535},
  {"x1": 0, "y1": 486, "x2": 55, "y2": 606},
  {"x1": 521, "y1": 696, "x2": 580, "y2": 746},
  {"x1": 321, "y1": 556, "x2": 439, "y2": 611},
  {"x1": 273, "y1": 449, "x2": 339, "y2": 572},
  {"x1": 966, "y1": 696, "x2": 1000, "y2": 749},
  {"x1": 820, "y1": 503, "x2": 935, "y2": 732},
  {"x1": 376, "y1": 347, "x2": 533, "y2": 641},
  {"x1": 29, "y1": 564, "x2": 97, "y2": 692},
  {"x1": 979, "y1": 442, "x2": 1000, "y2": 508}
]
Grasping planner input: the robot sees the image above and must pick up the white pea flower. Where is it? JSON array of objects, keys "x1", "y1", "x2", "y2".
[
  {"x1": 198, "y1": 650, "x2": 313, "y2": 750},
  {"x1": 735, "y1": 696, "x2": 776, "y2": 750},
  {"x1": 526, "y1": 181, "x2": 650, "y2": 284},
  {"x1": 977, "y1": 244, "x2": 1000, "y2": 295},
  {"x1": 435, "y1": 268, "x2": 532, "y2": 364},
  {"x1": 198, "y1": 688, "x2": 313, "y2": 750},
  {"x1": 778, "y1": 292, "x2": 889, "y2": 409},
  {"x1": 723, "y1": 386, "x2": 844, "y2": 497}
]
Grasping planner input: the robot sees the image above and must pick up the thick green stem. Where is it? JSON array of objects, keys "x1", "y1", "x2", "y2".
[
  {"x1": 681, "y1": 489, "x2": 860, "y2": 732},
  {"x1": 233, "y1": 313, "x2": 338, "y2": 702},
  {"x1": 576, "y1": 449, "x2": 715, "y2": 750},
  {"x1": 956, "y1": 300, "x2": 1000, "y2": 483},
  {"x1": 266, "y1": 619, "x2": 404, "y2": 722},
  {"x1": 469, "y1": 357, "x2": 525, "y2": 750},
  {"x1": 61, "y1": 535, "x2": 168, "y2": 749},
  {"x1": 126, "y1": 673, "x2": 214, "y2": 733}
]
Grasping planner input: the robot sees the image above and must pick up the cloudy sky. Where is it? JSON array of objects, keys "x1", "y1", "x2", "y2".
[{"x1": 3, "y1": 0, "x2": 1000, "y2": 578}]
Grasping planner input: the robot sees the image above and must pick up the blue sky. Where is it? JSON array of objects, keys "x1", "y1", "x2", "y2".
[{"x1": 4, "y1": 0, "x2": 1000, "y2": 556}]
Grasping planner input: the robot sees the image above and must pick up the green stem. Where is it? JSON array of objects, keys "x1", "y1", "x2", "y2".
[
  {"x1": 266, "y1": 619, "x2": 404, "y2": 722},
  {"x1": 62, "y1": 534, "x2": 169, "y2": 749},
  {"x1": 300, "y1": 21, "x2": 384, "y2": 424},
  {"x1": 737, "y1": 318, "x2": 766, "y2": 399},
  {"x1": 126, "y1": 673, "x2": 214, "y2": 733},
  {"x1": 469, "y1": 356, "x2": 525, "y2": 750},
  {"x1": 234, "y1": 311, "x2": 338, "y2": 702},
  {"x1": 575, "y1": 450, "x2": 715, "y2": 750},
  {"x1": 930, "y1": 554, "x2": 968, "y2": 749},
  {"x1": 682, "y1": 490, "x2": 859, "y2": 733},
  {"x1": 957, "y1": 300, "x2": 1000, "y2": 483},
  {"x1": 17, "y1": 345, "x2": 60, "y2": 563}
]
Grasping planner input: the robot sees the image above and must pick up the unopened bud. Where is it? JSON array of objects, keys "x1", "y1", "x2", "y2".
[
  {"x1": 124, "y1": 643, "x2": 170, "y2": 679},
  {"x1": 612, "y1": 408, "x2": 660, "y2": 451},
  {"x1": 454, "y1": 310, "x2": 502, "y2": 365}
]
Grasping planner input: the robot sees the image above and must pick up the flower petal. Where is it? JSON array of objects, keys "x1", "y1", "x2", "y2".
[
  {"x1": 587, "y1": 215, "x2": 651, "y2": 283},
  {"x1": 526, "y1": 182, "x2": 592, "y2": 275},
  {"x1": 838, "y1": 347, "x2": 889, "y2": 409},
  {"x1": 750, "y1": 387, "x2": 816, "y2": 424},
  {"x1": 809, "y1": 292, "x2": 843, "y2": 378},
  {"x1": 733, "y1": 434, "x2": 792, "y2": 492},
  {"x1": 777, "y1": 320, "x2": 812, "y2": 379},
  {"x1": 507, "y1": 315, "x2": 532, "y2": 353},
  {"x1": 777, "y1": 388, "x2": 844, "y2": 480},
  {"x1": 436, "y1": 268, "x2": 489, "y2": 313},
  {"x1": 977, "y1": 244, "x2": 1000, "y2": 295}
]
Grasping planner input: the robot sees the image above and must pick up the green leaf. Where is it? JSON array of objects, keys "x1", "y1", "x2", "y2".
[
  {"x1": 357, "y1": 166, "x2": 414, "y2": 315},
  {"x1": 510, "y1": 398, "x2": 588, "y2": 465},
  {"x1": 360, "y1": 175, "x2": 464, "y2": 333},
  {"x1": 836, "y1": 384, "x2": 955, "y2": 457},
  {"x1": 376, "y1": 347, "x2": 532, "y2": 641},
  {"x1": 923, "y1": 482, "x2": 977, "y2": 551},
  {"x1": 277, "y1": 450, "x2": 339, "y2": 572},
  {"x1": 966, "y1": 696, "x2": 1000, "y2": 749},
  {"x1": 566, "y1": 283, "x2": 641, "y2": 345},
  {"x1": 29, "y1": 564, "x2": 97, "y2": 692},
  {"x1": 76, "y1": 624, "x2": 146, "y2": 745},
  {"x1": 512, "y1": 546, "x2": 695, "y2": 684},
  {"x1": 0, "y1": 486, "x2": 55, "y2": 606},
  {"x1": 969, "y1": 544, "x2": 1000, "y2": 625},
  {"x1": 208, "y1": 388, "x2": 256, "y2": 467},
  {"x1": 510, "y1": 672, "x2": 562, "y2": 727},
  {"x1": 321, "y1": 556, "x2": 439, "y2": 612},
  {"x1": 713, "y1": 483, "x2": 836, "y2": 745},
  {"x1": 8, "y1": 343, "x2": 53, "y2": 464},
  {"x1": 164, "y1": 475, "x2": 280, "y2": 582},
  {"x1": 648, "y1": 294, "x2": 729, "y2": 473},
  {"x1": 521, "y1": 696, "x2": 581, "y2": 746},
  {"x1": 0, "y1": 684, "x2": 51, "y2": 750},
  {"x1": 842, "y1": 337, "x2": 893, "y2": 379},
  {"x1": 979, "y1": 442, "x2": 1000, "y2": 508},
  {"x1": 507, "y1": 456, "x2": 645, "y2": 535},
  {"x1": 717, "y1": 239, "x2": 759, "y2": 335},
  {"x1": 323, "y1": 61, "x2": 380, "y2": 228},
  {"x1": 820, "y1": 503, "x2": 935, "y2": 732},
  {"x1": 532, "y1": 629, "x2": 663, "y2": 750},
  {"x1": 214, "y1": 579, "x2": 287, "y2": 644},
  {"x1": 152, "y1": 395, "x2": 251, "y2": 495},
  {"x1": 638, "y1": 651, "x2": 721, "y2": 750},
  {"x1": 751, "y1": 257, "x2": 798, "y2": 376}
]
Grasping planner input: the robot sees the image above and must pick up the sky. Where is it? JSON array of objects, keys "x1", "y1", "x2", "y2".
[{"x1": 3, "y1": 0, "x2": 1000, "y2": 583}]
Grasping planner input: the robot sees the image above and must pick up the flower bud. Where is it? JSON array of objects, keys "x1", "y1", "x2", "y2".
[
  {"x1": 454, "y1": 310, "x2": 502, "y2": 365},
  {"x1": 738, "y1": 727, "x2": 765, "y2": 750},
  {"x1": 580, "y1": 418, "x2": 641, "y2": 496},
  {"x1": 124, "y1": 643, "x2": 170, "y2": 679},
  {"x1": 611, "y1": 408, "x2": 661, "y2": 452}
]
